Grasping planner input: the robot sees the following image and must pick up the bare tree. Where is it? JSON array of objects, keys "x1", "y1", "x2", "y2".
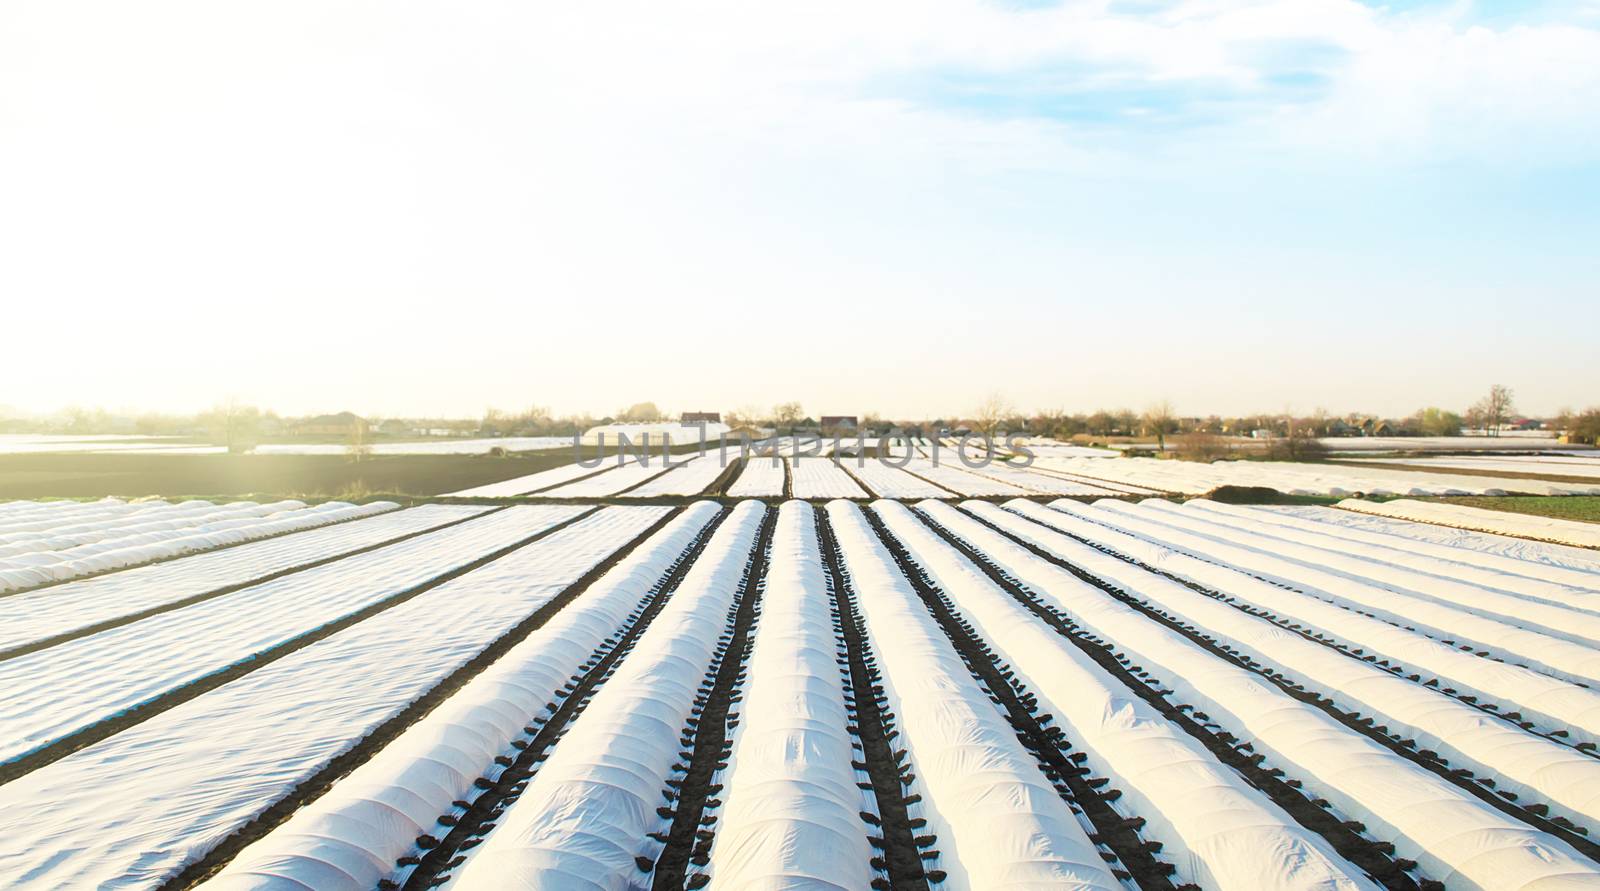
[
  {"x1": 771, "y1": 402, "x2": 804, "y2": 432},
  {"x1": 1471, "y1": 384, "x2": 1515, "y2": 436},
  {"x1": 1142, "y1": 400, "x2": 1176, "y2": 452},
  {"x1": 972, "y1": 392, "x2": 1013, "y2": 437},
  {"x1": 202, "y1": 399, "x2": 261, "y2": 454},
  {"x1": 346, "y1": 417, "x2": 372, "y2": 462},
  {"x1": 618, "y1": 402, "x2": 664, "y2": 423}
]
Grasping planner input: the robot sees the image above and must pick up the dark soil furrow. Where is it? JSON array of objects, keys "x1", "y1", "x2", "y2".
[
  {"x1": 0, "y1": 505, "x2": 506, "y2": 662},
  {"x1": 399, "y1": 506, "x2": 732, "y2": 890},
  {"x1": 161, "y1": 505, "x2": 687, "y2": 890},
  {"x1": 860, "y1": 507, "x2": 1176, "y2": 890},
  {"x1": 651, "y1": 506, "x2": 776, "y2": 888},
  {"x1": 991, "y1": 502, "x2": 1600, "y2": 852},
  {"x1": 1, "y1": 506, "x2": 604, "y2": 787},
  {"x1": 814, "y1": 509, "x2": 929, "y2": 891},
  {"x1": 930, "y1": 505, "x2": 1432, "y2": 888},
  {"x1": 0, "y1": 500, "x2": 430, "y2": 601}
]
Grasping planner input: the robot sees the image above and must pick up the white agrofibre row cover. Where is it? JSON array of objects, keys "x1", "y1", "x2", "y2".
[
  {"x1": 204, "y1": 503, "x2": 716, "y2": 891},
  {"x1": 960, "y1": 502, "x2": 1600, "y2": 839},
  {"x1": 0, "y1": 507, "x2": 671, "y2": 890},
  {"x1": 789, "y1": 458, "x2": 867, "y2": 499},
  {"x1": 445, "y1": 461, "x2": 609, "y2": 497},
  {"x1": 1029, "y1": 456, "x2": 1600, "y2": 497},
  {"x1": 1268, "y1": 505, "x2": 1600, "y2": 579},
  {"x1": 628, "y1": 453, "x2": 730, "y2": 497},
  {"x1": 704, "y1": 501, "x2": 876, "y2": 889},
  {"x1": 1185, "y1": 501, "x2": 1600, "y2": 600},
  {"x1": 1075, "y1": 500, "x2": 1600, "y2": 687},
  {"x1": 902, "y1": 458, "x2": 1029, "y2": 496},
  {"x1": 947, "y1": 505, "x2": 1600, "y2": 889},
  {"x1": 955, "y1": 461, "x2": 1122, "y2": 497},
  {"x1": 0, "y1": 499, "x2": 295, "y2": 552},
  {"x1": 1347, "y1": 456, "x2": 1600, "y2": 480},
  {"x1": 885, "y1": 502, "x2": 1379, "y2": 891},
  {"x1": 0, "y1": 500, "x2": 398, "y2": 592},
  {"x1": 0, "y1": 500, "x2": 310, "y2": 566},
  {"x1": 1338, "y1": 499, "x2": 1600, "y2": 550},
  {"x1": 846, "y1": 459, "x2": 951, "y2": 498},
  {"x1": 726, "y1": 457, "x2": 786, "y2": 497},
  {"x1": 825, "y1": 501, "x2": 1122, "y2": 891},
  {"x1": 0, "y1": 497, "x2": 168, "y2": 534},
  {"x1": 0, "y1": 504, "x2": 486, "y2": 656},
  {"x1": 0, "y1": 506, "x2": 586, "y2": 765},
  {"x1": 1176, "y1": 500, "x2": 1600, "y2": 613},
  {"x1": 448, "y1": 501, "x2": 768, "y2": 890},
  {"x1": 1133, "y1": 500, "x2": 1600, "y2": 647},
  {"x1": 1007, "y1": 500, "x2": 1600, "y2": 755},
  {"x1": 541, "y1": 453, "x2": 696, "y2": 497}
]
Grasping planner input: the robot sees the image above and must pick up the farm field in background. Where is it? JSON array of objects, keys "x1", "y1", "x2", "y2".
[{"x1": 1, "y1": 491, "x2": 1599, "y2": 889}]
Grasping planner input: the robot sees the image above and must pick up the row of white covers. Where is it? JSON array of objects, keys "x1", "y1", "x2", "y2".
[
  {"x1": 1338, "y1": 499, "x2": 1600, "y2": 549},
  {"x1": 1007, "y1": 500, "x2": 1600, "y2": 889},
  {"x1": 963, "y1": 501, "x2": 1600, "y2": 840},
  {"x1": 206, "y1": 502, "x2": 723, "y2": 890},
  {"x1": 893, "y1": 501, "x2": 1380, "y2": 891},
  {"x1": 1006, "y1": 500, "x2": 1600, "y2": 755},
  {"x1": 826, "y1": 501, "x2": 1123, "y2": 890},
  {"x1": 704, "y1": 501, "x2": 876, "y2": 887},
  {"x1": 0, "y1": 501, "x2": 396, "y2": 592},
  {"x1": 447, "y1": 501, "x2": 767, "y2": 888}
]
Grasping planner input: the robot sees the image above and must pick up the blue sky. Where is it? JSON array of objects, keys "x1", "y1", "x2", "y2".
[{"x1": 1, "y1": 0, "x2": 1596, "y2": 420}]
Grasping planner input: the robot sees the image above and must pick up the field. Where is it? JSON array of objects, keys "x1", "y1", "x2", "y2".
[
  {"x1": 0, "y1": 440, "x2": 707, "y2": 501},
  {"x1": 1435, "y1": 495, "x2": 1600, "y2": 525},
  {"x1": 3, "y1": 489, "x2": 1600, "y2": 890}
]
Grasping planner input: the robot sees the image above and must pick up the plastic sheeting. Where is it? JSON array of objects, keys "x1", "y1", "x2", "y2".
[
  {"x1": 448, "y1": 501, "x2": 767, "y2": 890},
  {"x1": 960, "y1": 501, "x2": 1600, "y2": 838},
  {"x1": 1188, "y1": 501, "x2": 1600, "y2": 598},
  {"x1": 1135, "y1": 499, "x2": 1600, "y2": 645},
  {"x1": 1338, "y1": 499, "x2": 1600, "y2": 549},
  {"x1": 204, "y1": 504, "x2": 715, "y2": 891},
  {"x1": 1346, "y1": 455, "x2": 1600, "y2": 480},
  {"x1": 628, "y1": 453, "x2": 731, "y2": 497},
  {"x1": 445, "y1": 461, "x2": 610, "y2": 497},
  {"x1": 1270, "y1": 505, "x2": 1600, "y2": 575},
  {"x1": 705, "y1": 502, "x2": 875, "y2": 889},
  {"x1": 826, "y1": 501, "x2": 1122, "y2": 891},
  {"x1": 846, "y1": 459, "x2": 951, "y2": 499},
  {"x1": 0, "y1": 505, "x2": 484, "y2": 656},
  {"x1": 0, "y1": 499, "x2": 298, "y2": 557},
  {"x1": 0, "y1": 506, "x2": 587, "y2": 764},
  {"x1": 959, "y1": 503, "x2": 1600, "y2": 889},
  {"x1": 541, "y1": 453, "x2": 698, "y2": 498},
  {"x1": 885, "y1": 501, "x2": 1380, "y2": 891},
  {"x1": 788, "y1": 460, "x2": 867, "y2": 499},
  {"x1": 0, "y1": 500, "x2": 399, "y2": 592},
  {"x1": 1066, "y1": 500, "x2": 1600, "y2": 687},
  {"x1": 1005, "y1": 499, "x2": 1600, "y2": 753},
  {"x1": 1027, "y1": 456, "x2": 1600, "y2": 497},
  {"x1": 727, "y1": 457, "x2": 786, "y2": 497},
  {"x1": 948, "y1": 461, "x2": 1122, "y2": 497},
  {"x1": 0, "y1": 507, "x2": 670, "y2": 890},
  {"x1": 900, "y1": 458, "x2": 1029, "y2": 497}
]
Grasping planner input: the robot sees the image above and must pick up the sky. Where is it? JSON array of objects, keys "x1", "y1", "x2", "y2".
[{"x1": 2, "y1": 0, "x2": 1597, "y2": 421}]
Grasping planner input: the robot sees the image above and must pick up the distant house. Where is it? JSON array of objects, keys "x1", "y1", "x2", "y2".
[
  {"x1": 377, "y1": 418, "x2": 411, "y2": 436},
  {"x1": 295, "y1": 412, "x2": 367, "y2": 437},
  {"x1": 1347, "y1": 416, "x2": 1393, "y2": 437},
  {"x1": 820, "y1": 415, "x2": 858, "y2": 435},
  {"x1": 1511, "y1": 418, "x2": 1543, "y2": 431},
  {"x1": 680, "y1": 411, "x2": 722, "y2": 425}
]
